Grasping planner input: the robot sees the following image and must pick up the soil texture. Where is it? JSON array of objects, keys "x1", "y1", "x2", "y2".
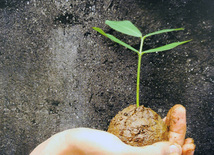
[{"x1": 108, "y1": 105, "x2": 168, "y2": 146}]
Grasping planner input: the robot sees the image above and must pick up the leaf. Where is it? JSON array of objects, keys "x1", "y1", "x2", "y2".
[
  {"x1": 105, "y1": 20, "x2": 142, "y2": 37},
  {"x1": 106, "y1": 34, "x2": 139, "y2": 53},
  {"x1": 92, "y1": 27, "x2": 107, "y2": 37},
  {"x1": 144, "y1": 28, "x2": 184, "y2": 38},
  {"x1": 93, "y1": 27, "x2": 139, "y2": 53},
  {"x1": 143, "y1": 40, "x2": 192, "y2": 54}
]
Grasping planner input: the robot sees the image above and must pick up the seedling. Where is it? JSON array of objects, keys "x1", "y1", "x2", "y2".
[{"x1": 93, "y1": 20, "x2": 191, "y2": 107}]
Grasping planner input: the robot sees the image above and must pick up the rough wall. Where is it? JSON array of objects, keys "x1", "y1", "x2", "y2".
[{"x1": 0, "y1": 0, "x2": 213, "y2": 154}]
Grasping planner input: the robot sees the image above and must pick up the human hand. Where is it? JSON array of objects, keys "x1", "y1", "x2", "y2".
[
  {"x1": 30, "y1": 104, "x2": 195, "y2": 155},
  {"x1": 164, "y1": 104, "x2": 196, "y2": 155}
]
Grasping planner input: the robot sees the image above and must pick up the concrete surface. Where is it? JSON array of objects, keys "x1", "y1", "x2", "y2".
[{"x1": 0, "y1": 0, "x2": 213, "y2": 154}]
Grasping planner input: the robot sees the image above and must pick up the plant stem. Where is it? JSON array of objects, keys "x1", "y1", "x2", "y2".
[
  {"x1": 136, "y1": 54, "x2": 142, "y2": 107},
  {"x1": 136, "y1": 37, "x2": 145, "y2": 107}
]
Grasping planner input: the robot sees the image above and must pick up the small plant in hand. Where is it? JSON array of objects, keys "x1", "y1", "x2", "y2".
[{"x1": 93, "y1": 20, "x2": 191, "y2": 146}]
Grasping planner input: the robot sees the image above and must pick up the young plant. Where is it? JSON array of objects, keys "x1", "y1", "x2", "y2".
[{"x1": 93, "y1": 20, "x2": 191, "y2": 108}]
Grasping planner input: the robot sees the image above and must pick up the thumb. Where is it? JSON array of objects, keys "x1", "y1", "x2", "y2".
[{"x1": 124, "y1": 142, "x2": 182, "y2": 155}]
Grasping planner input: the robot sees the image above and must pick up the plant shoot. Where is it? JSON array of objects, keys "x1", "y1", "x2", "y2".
[{"x1": 93, "y1": 20, "x2": 191, "y2": 107}]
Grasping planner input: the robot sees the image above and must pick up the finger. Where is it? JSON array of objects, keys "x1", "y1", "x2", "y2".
[
  {"x1": 165, "y1": 104, "x2": 186, "y2": 146},
  {"x1": 30, "y1": 128, "x2": 127, "y2": 155},
  {"x1": 163, "y1": 116, "x2": 166, "y2": 123},
  {"x1": 30, "y1": 131, "x2": 68, "y2": 155},
  {"x1": 66, "y1": 128, "x2": 183, "y2": 155},
  {"x1": 125, "y1": 142, "x2": 182, "y2": 155},
  {"x1": 182, "y1": 138, "x2": 196, "y2": 155}
]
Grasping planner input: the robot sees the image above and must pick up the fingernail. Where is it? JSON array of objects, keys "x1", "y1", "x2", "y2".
[
  {"x1": 187, "y1": 150, "x2": 195, "y2": 155},
  {"x1": 169, "y1": 145, "x2": 181, "y2": 155}
]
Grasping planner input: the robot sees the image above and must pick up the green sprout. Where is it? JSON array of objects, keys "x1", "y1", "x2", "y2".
[{"x1": 93, "y1": 20, "x2": 191, "y2": 108}]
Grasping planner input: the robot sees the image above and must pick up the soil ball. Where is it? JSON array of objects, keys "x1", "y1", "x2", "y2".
[{"x1": 107, "y1": 105, "x2": 168, "y2": 146}]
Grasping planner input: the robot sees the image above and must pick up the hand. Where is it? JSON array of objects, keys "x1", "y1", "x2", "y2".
[
  {"x1": 163, "y1": 104, "x2": 196, "y2": 155},
  {"x1": 30, "y1": 104, "x2": 195, "y2": 155}
]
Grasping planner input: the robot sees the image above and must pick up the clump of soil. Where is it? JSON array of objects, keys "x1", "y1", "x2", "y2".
[{"x1": 108, "y1": 105, "x2": 168, "y2": 146}]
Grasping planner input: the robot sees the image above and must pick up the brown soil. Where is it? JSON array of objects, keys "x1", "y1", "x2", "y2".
[{"x1": 107, "y1": 105, "x2": 169, "y2": 146}]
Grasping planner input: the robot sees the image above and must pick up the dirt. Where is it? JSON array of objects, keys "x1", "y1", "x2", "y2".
[{"x1": 108, "y1": 105, "x2": 168, "y2": 146}]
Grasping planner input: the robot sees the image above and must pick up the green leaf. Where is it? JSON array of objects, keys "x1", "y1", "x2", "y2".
[
  {"x1": 105, "y1": 20, "x2": 142, "y2": 37},
  {"x1": 106, "y1": 34, "x2": 139, "y2": 53},
  {"x1": 144, "y1": 28, "x2": 184, "y2": 38},
  {"x1": 93, "y1": 27, "x2": 139, "y2": 53},
  {"x1": 92, "y1": 27, "x2": 107, "y2": 37},
  {"x1": 143, "y1": 40, "x2": 192, "y2": 54}
]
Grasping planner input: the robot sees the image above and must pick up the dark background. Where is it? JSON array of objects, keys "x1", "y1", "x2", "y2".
[{"x1": 0, "y1": 0, "x2": 213, "y2": 154}]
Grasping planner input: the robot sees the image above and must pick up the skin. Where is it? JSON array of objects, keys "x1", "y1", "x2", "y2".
[
  {"x1": 163, "y1": 104, "x2": 196, "y2": 155},
  {"x1": 30, "y1": 104, "x2": 195, "y2": 155}
]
